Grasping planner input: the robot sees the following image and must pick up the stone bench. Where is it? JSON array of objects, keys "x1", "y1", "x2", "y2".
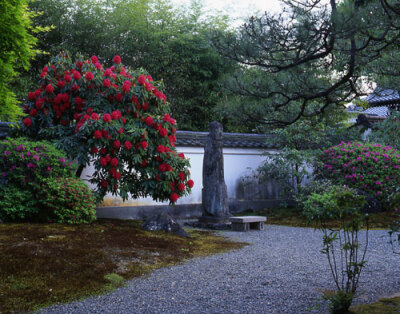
[{"x1": 230, "y1": 216, "x2": 267, "y2": 232}]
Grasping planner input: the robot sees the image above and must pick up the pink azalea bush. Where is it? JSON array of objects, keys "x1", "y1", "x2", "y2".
[
  {"x1": 317, "y1": 141, "x2": 400, "y2": 208},
  {"x1": 20, "y1": 52, "x2": 193, "y2": 203}
]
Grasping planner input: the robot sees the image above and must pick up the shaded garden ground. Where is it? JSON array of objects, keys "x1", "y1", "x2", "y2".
[{"x1": 0, "y1": 219, "x2": 245, "y2": 312}]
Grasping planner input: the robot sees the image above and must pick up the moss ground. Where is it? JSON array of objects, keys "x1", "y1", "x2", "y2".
[
  {"x1": 0, "y1": 219, "x2": 246, "y2": 312},
  {"x1": 350, "y1": 296, "x2": 400, "y2": 313},
  {"x1": 237, "y1": 207, "x2": 400, "y2": 229}
]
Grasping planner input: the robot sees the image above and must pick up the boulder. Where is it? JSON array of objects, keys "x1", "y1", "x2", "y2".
[
  {"x1": 142, "y1": 212, "x2": 189, "y2": 237},
  {"x1": 357, "y1": 190, "x2": 382, "y2": 214}
]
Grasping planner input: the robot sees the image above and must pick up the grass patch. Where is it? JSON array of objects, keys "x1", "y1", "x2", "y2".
[
  {"x1": 0, "y1": 219, "x2": 246, "y2": 312},
  {"x1": 350, "y1": 296, "x2": 400, "y2": 313},
  {"x1": 236, "y1": 207, "x2": 400, "y2": 229}
]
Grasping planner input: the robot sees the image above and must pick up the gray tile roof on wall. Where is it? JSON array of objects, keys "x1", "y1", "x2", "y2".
[
  {"x1": 366, "y1": 88, "x2": 400, "y2": 106},
  {"x1": 175, "y1": 131, "x2": 276, "y2": 149},
  {"x1": 362, "y1": 106, "x2": 390, "y2": 117},
  {"x1": 0, "y1": 121, "x2": 275, "y2": 149}
]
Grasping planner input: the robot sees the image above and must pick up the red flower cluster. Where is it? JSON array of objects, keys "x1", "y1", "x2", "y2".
[{"x1": 21, "y1": 53, "x2": 193, "y2": 204}]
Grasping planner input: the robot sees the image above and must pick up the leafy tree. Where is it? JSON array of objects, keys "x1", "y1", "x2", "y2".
[
  {"x1": 212, "y1": 0, "x2": 400, "y2": 127},
  {"x1": 254, "y1": 119, "x2": 362, "y2": 201},
  {"x1": 0, "y1": 0, "x2": 41, "y2": 121},
  {"x1": 20, "y1": 52, "x2": 194, "y2": 203},
  {"x1": 25, "y1": 0, "x2": 234, "y2": 130}
]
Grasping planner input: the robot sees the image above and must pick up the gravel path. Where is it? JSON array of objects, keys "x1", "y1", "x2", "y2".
[{"x1": 40, "y1": 225, "x2": 400, "y2": 313}]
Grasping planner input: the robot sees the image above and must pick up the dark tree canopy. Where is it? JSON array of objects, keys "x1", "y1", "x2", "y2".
[
  {"x1": 212, "y1": 0, "x2": 400, "y2": 127},
  {"x1": 19, "y1": 0, "x2": 234, "y2": 131}
]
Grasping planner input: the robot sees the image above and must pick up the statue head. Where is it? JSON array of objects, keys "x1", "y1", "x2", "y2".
[{"x1": 209, "y1": 121, "x2": 223, "y2": 141}]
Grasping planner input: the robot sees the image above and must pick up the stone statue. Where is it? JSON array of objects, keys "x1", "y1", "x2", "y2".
[{"x1": 200, "y1": 121, "x2": 231, "y2": 223}]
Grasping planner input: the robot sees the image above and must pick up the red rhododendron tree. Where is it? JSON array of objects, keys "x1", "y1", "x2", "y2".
[{"x1": 20, "y1": 52, "x2": 193, "y2": 203}]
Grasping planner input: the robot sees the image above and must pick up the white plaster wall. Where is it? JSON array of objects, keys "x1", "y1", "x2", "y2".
[{"x1": 81, "y1": 146, "x2": 276, "y2": 207}]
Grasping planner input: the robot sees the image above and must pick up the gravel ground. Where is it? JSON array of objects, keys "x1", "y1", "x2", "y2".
[{"x1": 39, "y1": 225, "x2": 400, "y2": 313}]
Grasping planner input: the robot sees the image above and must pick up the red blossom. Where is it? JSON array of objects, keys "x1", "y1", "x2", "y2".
[
  {"x1": 179, "y1": 171, "x2": 186, "y2": 181},
  {"x1": 159, "y1": 128, "x2": 168, "y2": 137},
  {"x1": 94, "y1": 130, "x2": 102, "y2": 139},
  {"x1": 169, "y1": 193, "x2": 179, "y2": 203},
  {"x1": 124, "y1": 141, "x2": 132, "y2": 150},
  {"x1": 110, "y1": 157, "x2": 119, "y2": 167},
  {"x1": 100, "y1": 157, "x2": 108, "y2": 167},
  {"x1": 73, "y1": 71, "x2": 81, "y2": 80},
  {"x1": 113, "y1": 140, "x2": 121, "y2": 149},
  {"x1": 187, "y1": 179, "x2": 194, "y2": 188},
  {"x1": 45, "y1": 84, "x2": 54, "y2": 94},
  {"x1": 103, "y1": 113, "x2": 111, "y2": 123},
  {"x1": 156, "y1": 145, "x2": 165, "y2": 153},
  {"x1": 144, "y1": 116, "x2": 153, "y2": 126},
  {"x1": 64, "y1": 74, "x2": 72, "y2": 83},
  {"x1": 111, "y1": 110, "x2": 121, "y2": 120},
  {"x1": 91, "y1": 113, "x2": 99, "y2": 120},
  {"x1": 91, "y1": 55, "x2": 98, "y2": 64},
  {"x1": 86, "y1": 72, "x2": 94, "y2": 80},
  {"x1": 137, "y1": 75, "x2": 146, "y2": 85},
  {"x1": 103, "y1": 79, "x2": 111, "y2": 88},
  {"x1": 113, "y1": 55, "x2": 122, "y2": 64},
  {"x1": 115, "y1": 93, "x2": 123, "y2": 102},
  {"x1": 104, "y1": 68, "x2": 112, "y2": 77},
  {"x1": 23, "y1": 118, "x2": 32, "y2": 127},
  {"x1": 178, "y1": 183, "x2": 185, "y2": 191},
  {"x1": 140, "y1": 141, "x2": 148, "y2": 149}
]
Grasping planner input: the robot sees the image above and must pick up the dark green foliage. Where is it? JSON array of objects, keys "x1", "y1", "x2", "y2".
[
  {"x1": 39, "y1": 177, "x2": 97, "y2": 224},
  {"x1": 303, "y1": 185, "x2": 368, "y2": 313},
  {"x1": 369, "y1": 112, "x2": 400, "y2": 150},
  {"x1": 0, "y1": 185, "x2": 39, "y2": 221}
]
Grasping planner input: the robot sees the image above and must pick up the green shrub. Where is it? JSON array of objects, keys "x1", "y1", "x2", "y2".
[
  {"x1": 303, "y1": 185, "x2": 368, "y2": 313},
  {"x1": 316, "y1": 141, "x2": 400, "y2": 209},
  {"x1": 39, "y1": 177, "x2": 97, "y2": 224},
  {"x1": 369, "y1": 112, "x2": 400, "y2": 150},
  {"x1": 0, "y1": 185, "x2": 39, "y2": 221},
  {"x1": 0, "y1": 137, "x2": 91, "y2": 223},
  {"x1": 0, "y1": 137, "x2": 75, "y2": 190},
  {"x1": 295, "y1": 179, "x2": 334, "y2": 209}
]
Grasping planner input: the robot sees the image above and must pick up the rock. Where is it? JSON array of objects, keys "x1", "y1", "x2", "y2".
[
  {"x1": 357, "y1": 190, "x2": 382, "y2": 214},
  {"x1": 201, "y1": 121, "x2": 231, "y2": 222},
  {"x1": 142, "y1": 212, "x2": 189, "y2": 237}
]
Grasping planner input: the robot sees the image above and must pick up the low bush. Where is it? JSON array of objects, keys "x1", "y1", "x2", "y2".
[
  {"x1": 0, "y1": 137, "x2": 96, "y2": 223},
  {"x1": 316, "y1": 141, "x2": 400, "y2": 209},
  {"x1": 0, "y1": 185, "x2": 39, "y2": 221},
  {"x1": 303, "y1": 185, "x2": 368, "y2": 313},
  {"x1": 0, "y1": 137, "x2": 75, "y2": 188},
  {"x1": 39, "y1": 177, "x2": 97, "y2": 224}
]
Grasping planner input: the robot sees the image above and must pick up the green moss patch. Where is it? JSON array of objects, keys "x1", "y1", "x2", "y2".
[
  {"x1": 350, "y1": 296, "x2": 400, "y2": 313},
  {"x1": 0, "y1": 219, "x2": 246, "y2": 312}
]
